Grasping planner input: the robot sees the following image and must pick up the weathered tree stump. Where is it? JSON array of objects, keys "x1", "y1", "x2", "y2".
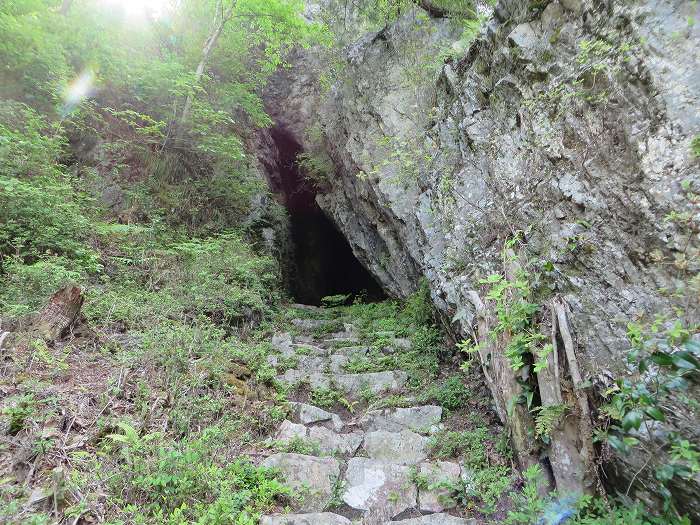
[{"x1": 32, "y1": 285, "x2": 84, "y2": 342}]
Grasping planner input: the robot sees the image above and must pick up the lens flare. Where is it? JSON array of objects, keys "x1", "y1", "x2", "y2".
[
  {"x1": 538, "y1": 496, "x2": 578, "y2": 525},
  {"x1": 61, "y1": 70, "x2": 95, "y2": 116}
]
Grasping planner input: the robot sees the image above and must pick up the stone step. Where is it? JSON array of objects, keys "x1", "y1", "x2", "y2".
[
  {"x1": 274, "y1": 420, "x2": 363, "y2": 457},
  {"x1": 415, "y1": 461, "x2": 462, "y2": 513},
  {"x1": 261, "y1": 513, "x2": 351, "y2": 525},
  {"x1": 290, "y1": 303, "x2": 325, "y2": 312},
  {"x1": 272, "y1": 351, "x2": 359, "y2": 376},
  {"x1": 276, "y1": 368, "x2": 311, "y2": 385},
  {"x1": 339, "y1": 439, "x2": 460, "y2": 514},
  {"x1": 288, "y1": 402, "x2": 343, "y2": 432},
  {"x1": 293, "y1": 343, "x2": 330, "y2": 356},
  {"x1": 276, "y1": 371, "x2": 408, "y2": 398},
  {"x1": 332, "y1": 345, "x2": 370, "y2": 358},
  {"x1": 293, "y1": 319, "x2": 338, "y2": 331},
  {"x1": 315, "y1": 371, "x2": 409, "y2": 397},
  {"x1": 324, "y1": 335, "x2": 361, "y2": 345},
  {"x1": 328, "y1": 353, "x2": 349, "y2": 373},
  {"x1": 272, "y1": 332, "x2": 295, "y2": 356},
  {"x1": 342, "y1": 457, "x2": 417, "y2": 519},
  {"x1": 360, "y1": 405, "x2": 443, "y2": 434},
  {"x1": 387, "y1": 515, "x2": 476, "y2": 525},
  {"x1": 296, "y1": 356, "x2": 328, "y2": 373},
  {"x1": 362, "y1": 429, "x2": 430, "y2": 465},
  {"x1": 262, "y1": 453, "x2": 341, "y2": 512}
]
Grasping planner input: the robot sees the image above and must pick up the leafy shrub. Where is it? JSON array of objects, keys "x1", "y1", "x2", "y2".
[
  {"x1": 430, "y1": 427, "x2": 490, "y2": 465},
  {"x1": 103, "y1": 423, "x2": 290, "y2": 523},
  {"x1": 600, "y1": 319, "x2": 699, "y2": 508},
  {"x1": 3, "y1": 394, "x2": 36, "y2": 435},
  {"x1": 691, "y1": 135, "x2": 700, "y2": 158},
  {"x1": 403, "y1": 278, "x2": 434, "y2": 327},
  {"x1": 468, "y1": 465, "x2": 512, "y2": 513},
  {"x1": 505, "y1": 464, "x2": 691, "y2": 525},
  {"x1": 310, "y1": 387, "x2": 342, "y2": 409},
  {"x1": 85, "y1": 230, "x2": 280, "y2": 329},
  {"x1": 426, "y1": 375, "x2": 471, "y2": 411},
  {"x1": 0, "y1": 256, "x2": 86, "y2": 317},
  {"x1": 0, "y1": 103, "x2": 99, "y2": 269}
]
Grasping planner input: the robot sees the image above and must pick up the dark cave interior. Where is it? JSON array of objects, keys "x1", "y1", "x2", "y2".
[{"x1": 269, "y1": 126, "x2": 385, "y2": 305}]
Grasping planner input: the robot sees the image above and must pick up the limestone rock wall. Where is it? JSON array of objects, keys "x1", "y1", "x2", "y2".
[{"x1": 261, "y1": 0, "x2": 700, "y2": 514}]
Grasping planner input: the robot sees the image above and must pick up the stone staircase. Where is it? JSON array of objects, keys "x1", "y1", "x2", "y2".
[{"x1": 259, "y1": 307, "x2": 477, "y2": 525}]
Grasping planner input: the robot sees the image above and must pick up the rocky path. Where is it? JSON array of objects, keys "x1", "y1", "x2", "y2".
[{"x1": 259, "y1": 307, "x2": 477, "y2": 525}]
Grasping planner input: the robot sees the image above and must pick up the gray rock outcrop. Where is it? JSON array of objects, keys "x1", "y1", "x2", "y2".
[{"x1": 259, "y1": 0, "x2": 700, "y2": 517}]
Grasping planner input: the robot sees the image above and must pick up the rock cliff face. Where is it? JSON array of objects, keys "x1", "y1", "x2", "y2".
[{"x1": 260, "y1": 0, "x2": 700, "y2": 515}]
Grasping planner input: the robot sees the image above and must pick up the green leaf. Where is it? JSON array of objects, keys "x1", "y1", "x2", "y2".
[
  {"x1": 656, "y1": 464, "x2": 675, "y2": 482},
  {"x1": 106, "y1": 434, "x2": 130, "y2": 444},
  {"x1": 480, "y1": 273, "x2": 503, "y2": 284},
  {"x1": 650, "y1": 353, "x2": 674, "y2": 367},
  {"x1": 607, "y1": 434, "x2": 630, "y2": 454},
  {"x1": 684, "y1": 339, "x2": 700, "y2": 354},
  {"x1": 644, "y1": 406, "x2": 665, "y2": 422},
  {"x1": 621, "y1": 410, "x2": 643, "y2": 431},
  {"x1": 672, "y1": 351, "x2": 700, "y2": 370},
  {"x1": 638, "y1": 358, "x2": 648, "y2": 374}
]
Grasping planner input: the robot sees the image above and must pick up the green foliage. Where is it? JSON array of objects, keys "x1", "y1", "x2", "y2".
[
  {"x1": 479, "y1": 268, "x2": 545, "y2": 372},
  {"x1": 0, "y1": 102, "x2": 99, "y2": 315},
  {"x1": 298, "y1": 151, "x2": 334, "y2": 185},
  {"x1": 342, "y1": 300, "x2": 407, "y2": 336},
  {"x1": 533, "y1": 404, "x2": 568, "y2": 439},
  {"x1": 0, "y1": 256, "x2": 85, "y2": 317},
  {"x1": 85, "y1": 230, "x2": 280, "y2": 329},
  {"x1": 309, "y1": 386, "x2": 343, "y2": 409},
  {"x1": 0, "y1": 102, "x2": 99, "y2": 270},
  {"x1": 403, "y1": 279, "x2": 435, "y2": 327},
  {"x1": 424, "y1": 375, "x2": 471, "y2": 411},
  {"x1": 102, "y1": 423, "x2": 290, "y2": 524},
  {"x1": 600, "y1": 318, "x2": 699, "y2": 511},
  {"x1": 468, "y1": 465, "x2": 512, "y2": 513},
  {"x1": 0, "y1": 2, "x2": 70, "y2": 105},
  {"x1": 691, "y1": 135, "x2": 700, "y2": 158},
  {"x1": 504, "y1": 464, "x2": 550, "y2": 525},
  {"x1": 3, "y1": 394, "x2": 37, "y2": 435},
  {"x1": 430, "y1": 427, "x2": 489, "y2": 465},
  {"x1": 321, "y1": 294, "x2": 351, "y2": 307},
  {"x1": 505, "y1": 464, "x2": 692, "y2": 525},
  {"x1": 270, "y1": 436, "x2": 321, "y2": 456},
  {"x1": 427, "y1": 425, "x2": 512, "y2": 513}
]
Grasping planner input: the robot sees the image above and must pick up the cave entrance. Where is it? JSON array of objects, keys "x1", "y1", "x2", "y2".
[{"x1": 270, "y1": 126, "x2": 385, "y2": 305}]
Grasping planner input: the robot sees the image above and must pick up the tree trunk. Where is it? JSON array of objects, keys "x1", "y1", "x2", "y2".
[
  {"x1": 468, "y1": 249, "x2": 554, "y2": 495},
  {"x1": 176, "y1": 0, "x2": 236, "y2": 140}
]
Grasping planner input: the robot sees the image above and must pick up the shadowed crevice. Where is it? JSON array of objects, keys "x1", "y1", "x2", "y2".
[{"x1": 269, "y1": 126, "x2": 385, "y2": 305}]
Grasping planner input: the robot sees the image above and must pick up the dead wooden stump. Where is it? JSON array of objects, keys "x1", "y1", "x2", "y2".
[{"x1": 32, "y1": 285, "x2": 84, "y2": 342}]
